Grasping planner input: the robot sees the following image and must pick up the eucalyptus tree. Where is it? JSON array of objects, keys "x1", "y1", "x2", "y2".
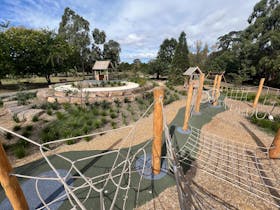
[
  {"x1": 207, "y1": 0, "x2": 280, "y2": 86},
  {"x1": 91, "y1": 28, "x2": 121, "y2": 66},
  {"x1": 58, "y1": 7, "x2": 91, "y2": 79}
]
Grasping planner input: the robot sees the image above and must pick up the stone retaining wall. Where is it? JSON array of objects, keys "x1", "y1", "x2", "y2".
[{"x1": 38, "y1": 83, "x2": 153, "y2": 104}]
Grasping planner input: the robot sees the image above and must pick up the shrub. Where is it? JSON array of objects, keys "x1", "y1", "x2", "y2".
[
  {"x1": 174, "y1": 93, "x2": 179, "y2": 100},
  {"x1": 22, "y1": 130, "x2": 31, "y2": 138},
  {"x1": 47, "y1": 109, "x2": 53, "y2": 116},
  {"x1": 101, "y1": 100, "x2": 111, "y2": 109},
  {"x1": 111, "y1": 121, "x2": 117, "y2": 129},
  {"x1": 110, "y1": 112, "x2": 118, "y2": 119},
  {"x1": 63, "y1": 103, "x2": 71, "y2": 110},
  {"x1": 40, "y1": 102, "x2": 60, "y2": 110},
  {"x1": 18, "y1": 139, "x2": 29, "y2": 147},
  {"x1": 94, "y1": 101, "x2": 100, "y2": 107},
  {"x1": 16, "y1": 92, "x2": 36, "y2": 105},
  {"x1": 114, "y1": 99, "x2": 122, "y2": 107},
  {"x1": 143, "y1": 92, "x2": 154, "y2": 104},
  {"x1": 41, "y1": 127, "x2": 60, "y2": 143},
  {"x1": 25, "y1": 125, "x2": 33, "y2": 131},
  {"x1": 56, "y1": 112, "x2": 65, "y2": 120},
  {"x1": 13, "y1": 145, "x2": 26, "y2": 158},
  {"x1": 5, "y1": 132, "x2": 13, "y2": 140},
  {"x1": 13, "y1": 125, "x2": 21, "y2": 131},
  {"x1": 32, "y1": 115, "x2": 39, "y2": 122},
  {"x1": 86, "y1": 120, "x2": 93, "y2": 126},
  {"x1": 136, "y1": 97, "x2": 144, "y2": 105},
  {"x1": 179, "y1": 90, "x2": 187, "y2": 96},
  {"x1": 82, "y1": 126, "x2": 90, "y2": 134},
  {"x1": 84, "y1": 136, "x2": 91, "y2": 142},
  {"x1": 91, "y1": 108, "x2": 100, "y2": 115},
  {"x1": 122, "y1": 118, "x2": 128, "y2": 125},
  {"x1": 101, "y1": 117, "x2": 107, "y2": 125},
  {"x1": 67, "y1": 140, "x2": 75, "y2": 145},
  {"x1": 101, "y1": 111, "x2": 108, "y2": 116},
  {"x1": 124, "y1": 97, "x2": 130, "y2": 103},
  {"x1": 94, "y1": 120, "x2": 101, "y2": 129},
  {"x1": 13, "y1": 114, "x2": 20, "y2": 123},
  {"x1": 122, "y1": 113, "x2": 127, "y2": 119}
]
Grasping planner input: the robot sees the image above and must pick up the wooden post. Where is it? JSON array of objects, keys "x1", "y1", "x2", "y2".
[
  {"x1": 194, "y1": 73, "x2": 205, "y2": 113},
  {"x1": 253, "y1": 78, "x2": 265, "y2": 108},
  {"x1": 213, "y1": 75, "x2": 222, "y2": 106},
  {"x1": 183, "y1": 83, "x2": 194, "y2": 131},
  {"x1": 152, "y1": 87, "x2": 164, "y2": 175},
  {"x1": 212, "y1": 75, "x2": 218, "y2": 98},
  {"x1": 269, "y1": 128, "x2": 280, "y2": 159},
  {"x1": 0, "y1": 141, "x2": 28, "y2": 210}
]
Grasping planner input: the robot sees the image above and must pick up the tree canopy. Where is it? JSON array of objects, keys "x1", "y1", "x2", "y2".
[
  {"x1": 0, "y1": 27, "x2": 74, "y2": 83},
  {"x1": 169, "y1": 31, "x2": 190, "y2": 83},
  {"x1": 0, "y1": 7, "x2": 122, "y2": 84},
  {"x1": 207, "y1": 0, "x2": 280, "y2": 86}
]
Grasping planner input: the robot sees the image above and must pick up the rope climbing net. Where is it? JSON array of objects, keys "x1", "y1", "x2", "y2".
[
  {"x1": 175, "y1": 125, "x2": 280, "y2": 209},
  {"x1": 0, "y1": 102, "x2": 156, "y2": 210},
  {"x1": 221, "y1": 85, "x2": 280, "y2": 119},
  {"x1": 0, "y1": 81, "x2": 279, "y2": 210}
]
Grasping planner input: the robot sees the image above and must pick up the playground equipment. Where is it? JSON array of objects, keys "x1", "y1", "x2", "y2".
[
  {"x1": 0, "y1": 78, "x2": 280, "y2": 209},
  {"x1": 222, "y1": 80, "x2": 280, "y2": 119}
]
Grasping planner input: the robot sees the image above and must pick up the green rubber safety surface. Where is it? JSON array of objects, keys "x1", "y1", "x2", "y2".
[{"x1": 0, "y1": 102, "x2": 225, "y2": 210}]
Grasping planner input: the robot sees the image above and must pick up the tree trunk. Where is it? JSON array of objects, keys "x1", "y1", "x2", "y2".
[
  {"x1": 45, "y1": 75, "x2": 51, "y2": 84},
  {"x1": 156, "y1": 71, "x2": 160, "y2": 79},
  {"x1": 82, "y1": 61, "x2": 85, "y2": 81}
]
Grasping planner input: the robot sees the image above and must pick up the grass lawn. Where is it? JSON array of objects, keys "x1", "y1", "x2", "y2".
[
  {"x1": 249, "y1": 114, "x2": 280, "y2": 135},
  {"x1": 0, "y1": 76, "x2": 92, "y2": 93}
]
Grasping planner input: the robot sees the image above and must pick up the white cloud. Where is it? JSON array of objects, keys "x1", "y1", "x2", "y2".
[
  {"x1": 1, "y1": 0, "x2": 260, "y2": 62},
  {"x1": 123, "y1": 51, "x2": 157, "y2": 60},
  {"x1": 119, "y1": 33, "x2": 145, "y2": 46}
]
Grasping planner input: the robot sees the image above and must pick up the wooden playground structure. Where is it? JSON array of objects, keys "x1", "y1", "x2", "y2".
[{"x1": 0, "y1": 75, "x2": 280, "y2": 210}]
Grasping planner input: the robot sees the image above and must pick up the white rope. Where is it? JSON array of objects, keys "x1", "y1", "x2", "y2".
[
  {"x1": 222, "y1": 85, "x2": 280, "y2": 118},
  {"x1": 177, "y1": 125, "x2": 280, "y2": 208},
  {"x1": 0, "y1": 100, "x2": 155, "y2": 210}
]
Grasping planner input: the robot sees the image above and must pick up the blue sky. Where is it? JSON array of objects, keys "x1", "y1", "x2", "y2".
[{"x1": 1, "y1": 0, "x2": 259, "y2": 63}]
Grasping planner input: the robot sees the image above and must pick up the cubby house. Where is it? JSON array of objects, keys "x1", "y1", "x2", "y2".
[
  {"x1": 183, "y1": 66, "x2": 203, "y2": 88},
  {"x1": 92, "y1": 60, "x2": 114, "y2": 81}
]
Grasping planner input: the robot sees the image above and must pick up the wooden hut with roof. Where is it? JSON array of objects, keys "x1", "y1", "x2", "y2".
[
  {"x1": 92, "y1": 60, "x2": 114, "y2": 81},
  {"x1": 183, "y1": 66, "x2": 203, "y2": 87}
]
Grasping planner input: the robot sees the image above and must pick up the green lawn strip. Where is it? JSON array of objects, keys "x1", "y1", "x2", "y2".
[{"x1": 249, "y1": 114, "x2": 280, "y2": 135}]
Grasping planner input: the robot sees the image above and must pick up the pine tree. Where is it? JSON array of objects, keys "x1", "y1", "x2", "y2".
[{"x1": 170, "y1": 31, "x2": 190, "y2": 84}]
